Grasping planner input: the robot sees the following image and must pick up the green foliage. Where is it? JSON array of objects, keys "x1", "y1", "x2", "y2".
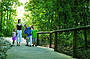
[
  {"x1": 25, "y1": 0, "x2": 90, "y2": 30},
  {"x1": 24, "y1": 0, "x2": 90, "y2": 58},
  {"x1": 0, "y1": 0, "x2": 19, "y2": 36},
  {"x1": 0, "y1": 0, "x2": 90, "y2": 58}
]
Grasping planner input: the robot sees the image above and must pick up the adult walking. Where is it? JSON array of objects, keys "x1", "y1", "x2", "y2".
[{"x1": 16, "y1": 19, "x2": 22, "y2": 46}]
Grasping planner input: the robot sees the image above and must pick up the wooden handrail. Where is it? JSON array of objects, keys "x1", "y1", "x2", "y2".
[
  {"x1": 37, "y1": 31, "x2": 54, "y2": 34},
  {"x1": 54, "y1": 25, "x2": 90, "y2": 32},
  {"x1": 37, "y1": 25, "x2": 90, "y2": 58},
  {"x1": 37, "y1": 31, "x2": 51, "y2": 34},
  {"x1": 37, "y1": 25, "x2": 90, "y2": 34}
]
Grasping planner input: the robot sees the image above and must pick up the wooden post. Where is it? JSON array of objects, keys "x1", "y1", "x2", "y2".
[
  {"x1": 84, "y1": 30, "x2": 88, "y2": 49},
  {"x1": 37, "y1": 33, "x2": 39, "y2": 46},
  {"x1": 73, "y1": 31, "x2": 77, "y2": 58},
  {"x1": 0, "y1": 2, "x2": 3, "y2": 32},
  {"x1": 54, "y1": 32, "x2": 57, "y2": 51},
  {"x1": 49, "y1": 33, "x2": 52, "y2": 48}
]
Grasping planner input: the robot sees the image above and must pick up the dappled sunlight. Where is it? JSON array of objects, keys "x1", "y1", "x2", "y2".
[
  {"x1": 19, "y1": 0, "x2": 29, "y2": 4},
  {"x1": 17, "y1": 6, "x2": 24, "y2": 19},
  {"x1": 16, "y1": 0, "x2": 31, "y2": 24},
  {"x1": 0, "y1": 0, "x2": 2, "y2": 2}
]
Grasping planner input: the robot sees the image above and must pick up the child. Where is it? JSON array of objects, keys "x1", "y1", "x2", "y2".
[
  {"x1": 24, "y1": 24, "x2": 32, "y2": 47},
  {"x1": 32, "y1": 25, "x2": 38, "y2": 46},
  {"x1": 24, "y1": 25, "x2": 28, "y2": 46},
  {"x1": 12, "y1": 29, "x2": 16, "y2": 46}
]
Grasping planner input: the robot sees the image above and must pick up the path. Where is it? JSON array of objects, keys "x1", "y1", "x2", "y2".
[{"x1": 5, "y1": 37, "x2": 74, "y2": 59}]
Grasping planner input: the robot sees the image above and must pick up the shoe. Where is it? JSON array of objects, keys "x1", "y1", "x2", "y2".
[
  {"x1": 11, "y1": 45, "x2": 13, "y2": 47},
  {"x1": 13, "y1": 45, "x2": 15, "y2": 46},
  {"x1": 29, "y1": 45, "x2": 32, "y2": 47},
  {"x1": 17, "y1": 44, "x2": 20, "y2": 46},
  {"x1": 34, "y1": 45, "x2": 36, "y2": 47},
  {"x1": 32, "y1": 45, "x2": 34, "y2": 47},
  {"x1": 35, "y1": 45, "x2": 37, "y2": 47},
  {"x1": 18, "y1": 44, "x2": 20, "y2": 46},
  {"x1": 25, "y1": 45, "x2": 29, "y2": 46}
]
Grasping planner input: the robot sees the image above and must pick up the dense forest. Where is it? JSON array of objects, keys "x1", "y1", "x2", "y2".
[
  {"x1": 0, "y1": 0, "x2": 90, "y2": 36},
  {"x1": 0, "y1": 0, "x2": 90, "y2": 59}
]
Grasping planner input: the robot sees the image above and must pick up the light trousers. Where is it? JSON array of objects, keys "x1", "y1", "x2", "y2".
[
  {"x1": 27, "y1": 35, "x2": 32, "y2": 46},
  {"x1": 17, "y1": 30, "x2": 22, "y2": 42}
]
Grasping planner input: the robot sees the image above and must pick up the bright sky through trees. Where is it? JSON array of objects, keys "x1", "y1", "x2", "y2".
[
  {"x1": 19, "y1": 0, "x2": 29, "y2": 4},
  {"x1": 17, "y1": 6, "x2": 24, "y2": 19},
  {"x1": 16, "y1": 0, "x2": 29, "y2": 19},
  {"x1": 0, "y1": 0, "x2": 1, "y2": 2}
]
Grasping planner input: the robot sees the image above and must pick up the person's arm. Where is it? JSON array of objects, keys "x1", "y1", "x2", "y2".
[
  {"x1": 16, "y1": 24, "x2": 17, "y2": 30},
  {"x1": 31, "y1": 25, "x2": 33, "y2": 29},
  {"x1": 24, "y1": 29, "x2": 27, "y2": 39},
  {"x1": 20, "y1": 24, "x2": 22, "y2": 30},
  {"x1": 36, "y1": 30, "x2": 38, "y2": 32},
  {"x1": 16, "y1": 24, "x2": 17, "y2": 34},
  {"x1": 31, "y1": 30, "x2": 33, "y2": 34},
  {"x1": 12, "y1": 32, "x2": 13, "y2": 37},
  {"x1": 24, "y1": 29, "x2": 27, "y2": 34}
]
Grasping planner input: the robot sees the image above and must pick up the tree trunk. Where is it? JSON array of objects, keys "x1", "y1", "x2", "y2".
[{"x1": 0, "y1": 3, "x2": 3, "y2": 32}]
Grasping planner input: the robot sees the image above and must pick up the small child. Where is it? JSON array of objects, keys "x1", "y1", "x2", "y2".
[
  {"x1": 12, "y1": 29, "x2": 16, "y2": 46},
  {"x1": 32, "y1": 25, "x2": 38, "y2": 46},
  {"x1": 24, "y1": 24, "x2": 32, "y2": 47},
  {"x1": 24, "y1": 25, "x2": 29, "y2": 46}
]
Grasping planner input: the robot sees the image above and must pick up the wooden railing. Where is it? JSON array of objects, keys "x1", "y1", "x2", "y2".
[{"x1": 37, "y1": 25, "x2": 90, "y2": 58}]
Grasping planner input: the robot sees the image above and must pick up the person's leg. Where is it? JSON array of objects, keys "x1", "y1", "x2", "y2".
[
  {"x1": 32, "y1": 38, "x2": 34, "y2": 46},
  {"x1": 12, "y1": 40, "x2": 14, "y2": 45},
  {"x1": 26, "y1": 36, "x2": 30, "y2": 46},
  {"x1": 30, "y1": 35, "x2": 32, "y2": 46},
  {"x1": 13, "y1": 40, "x2": 15, "y2": 46},
  {"x1": 26, "y1": 36, "x2": 29, "y2": 46},
  {"x1": 26, "y1": 42, "x2": 29, "y2": 46},
  {"x1": 16, "y1": 30, "x2": 19, "y2": 45},
  {"x1": 20, "y1": 30, "x2": 22, "y2": 42},
  {"x1": 34, "y1": 38, "x2": 37, "y2": 46},
  {"x1": 11, "y1": 40, "x2": 14, "y2": 47},
  {"x1": 33, "y1": 38, "x2": 35, "y2": 46},
  {"x1": 29, "y1": 36, "x2": 31, "y2": 46},
  {"x1": 19, "y1": 30, "x2": 22, "y2": 46},
  {"x1": 25, "y1": 34, "x2": 28, "y2": 46},
  {"x1": 13, "y1": 40, "x2": 14, "y2": 45},
  {"x1": 18, "y1": 30, "x2": 20, "y2": 46}
]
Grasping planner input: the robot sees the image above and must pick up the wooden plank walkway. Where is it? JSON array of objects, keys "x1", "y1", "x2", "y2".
[
  {"x1": 6, "y1": 46, "x2": 74, "y2": 59},
  {"x1": 5, "y1": 37, "x2": 74, "y2": 59}
]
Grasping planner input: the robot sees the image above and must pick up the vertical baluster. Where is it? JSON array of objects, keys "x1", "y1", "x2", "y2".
[
  {"x1": 37, "y1": 33, "x2": 39, "y2": 46},
  {"x1": 84, "y1": 30, "x2": 88, "y2": 49},
  {"x1": 49, "y1": 33, "x2": 52, "y2": 48},
  {"x1": 73, "y1": 30, "x2": 77, "y2": 58},
  {"x1": 54, "y1": 32, "x2": 57, "y2": 51}
]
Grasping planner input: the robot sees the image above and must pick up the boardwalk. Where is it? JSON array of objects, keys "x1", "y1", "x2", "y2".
[{"x1": 5, "y1": 37, "x2": 74, "y2": 59}]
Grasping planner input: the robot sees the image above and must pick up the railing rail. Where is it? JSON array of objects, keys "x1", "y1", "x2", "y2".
[
  {"x1": 37, "y1": 25, "x2": 90, "y2": 33},
  {"x1": 37, "y1": 25, "x2": 90, "y2": 58}
]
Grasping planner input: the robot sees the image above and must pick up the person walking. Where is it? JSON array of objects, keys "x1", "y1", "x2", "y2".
[
  {"x1": 11, "y1": 29, "x2": 16, "y2": 46},
  {"x1": 16, "y1": 19, "x2": 22, "y2": 46}
]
